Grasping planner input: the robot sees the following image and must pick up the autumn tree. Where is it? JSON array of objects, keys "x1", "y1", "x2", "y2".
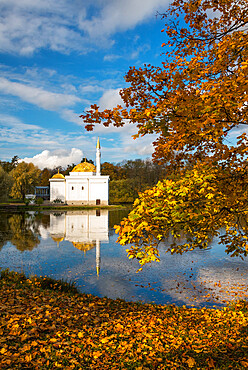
[
  {"x1": 121, "y1": 159, "x2": 166, "y2": 191},
  {"x1": 40, "y1": 168, "x2": 52, "y2": 186},
  {"x1": 9, "y1": 213, "x2": 40, "y2": 251},
  {"x1": 101, "y1": 162, "x2": 126, "y2": 181},
  {"x1": 0, "y1": 155, "x2": 19, "y2": 173},
  {"x1": 0, "y1": 165, "x2": 13, "y2": 202},
  {"x1": 81, "y1": 0, "x2": 248, "y2": 266},
  {"x1": 103, "y1": 159, "x2": 165, "y2": 203},
  {"x1": 10, "y1": 162, "x2": 41, "y2": 201}
]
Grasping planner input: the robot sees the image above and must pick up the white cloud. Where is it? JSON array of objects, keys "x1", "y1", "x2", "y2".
[
  {"x1": 98, "y1": 88, "x2": 123, "y2": 110},
  {"x1": 80, "y1": 84, "x2": 104, "y2": 94},
  {"x1": 0, "y1": 77, "x2": 81, "y2": 111},
  {"x1": 61, "y1": 109, "x2": 84, "y2": 126},
  {"x1": 81, "y1": 0, "x2": 170, "y2": 40},
  {"x1": 0, "y1": 0, "x2": 170, "y2": 55},
  {"x1": 124, "y1": 137, "x2": 155, "y2": 156},
  {"x1": 22, "y1": 148, "x2": 83, "y2": 169},
  {"x1": 103, "y1": 54, "x2": 122, "y2": 62},
  {"x1": 0, "y1": 114, "x2": 41, "y2": 130},
  {"x1": 0, "y1": 0, "x2": 88, "y2": 55},
  {"x1": 227, "y1": 125, "x2": 248, "y2": 141}
]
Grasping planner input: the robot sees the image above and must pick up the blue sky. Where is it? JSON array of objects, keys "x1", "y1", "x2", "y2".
[{"x1": 0, "y1": 0, "x2": 172, "y2": 169}]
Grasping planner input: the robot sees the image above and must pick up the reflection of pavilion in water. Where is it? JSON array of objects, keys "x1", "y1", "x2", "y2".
[{"x1": 49, "y1": 210, "x2": 109, "y2": 275}]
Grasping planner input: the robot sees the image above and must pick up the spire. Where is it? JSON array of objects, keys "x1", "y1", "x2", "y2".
[{"x1": 96, "y1": 137, "x2": 101, "y2": 149}]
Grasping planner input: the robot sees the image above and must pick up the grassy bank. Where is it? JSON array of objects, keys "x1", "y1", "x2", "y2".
[
  {"x1": 0, "y1": 269, "x2": 248, "y2": 369},
  {"x1": 0, "y1": 203, "x2": 128, "y2": 211}
]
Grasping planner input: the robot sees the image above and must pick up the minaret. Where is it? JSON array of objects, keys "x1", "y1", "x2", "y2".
[{"x1": 96, "y1": 137, "x2": 101, "y2": 175}]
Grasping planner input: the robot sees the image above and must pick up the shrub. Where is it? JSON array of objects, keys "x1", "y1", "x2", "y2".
[
  {"x1": 36, "y1": 197, "x2": 44, "y2": 205},
  {"x1": 53, "y1": 198, "x2": 63, "y2": 204}
]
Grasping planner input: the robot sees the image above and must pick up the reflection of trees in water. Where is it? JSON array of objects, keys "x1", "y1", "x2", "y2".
[
  {"x1": 34, "y1": 212, "x2": 50, "y2": 229},
  {"x1": 8, "y1": 213, "x2": 40, "y2": 252},
  {"x1": 158, "y1": 231, "x2": 214, "y2": 252},
  {"x1": 109, "y1": 209, "x2": 130, "y2": 228},
  {"x1": 0, "y1": 212, "x2": 13, "y2": 251},
  {"x1": 108, "y1": 208, "x2": 131, "y2": 237}
]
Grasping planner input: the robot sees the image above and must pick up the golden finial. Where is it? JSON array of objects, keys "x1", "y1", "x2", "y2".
[{"x1": 96, "y1": 137, "x2": 100, "y2": 149}]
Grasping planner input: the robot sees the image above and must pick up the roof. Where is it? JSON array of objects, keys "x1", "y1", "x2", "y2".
[
  {"x1": 71, "y1": 162, "x2": 96, "y2": 173},
  {"x1": 51, "y1": 170, "x2": 65, "y2": 179},
  {"x1": 72, "y1": 242, "x2": 96, "y2": 252}
]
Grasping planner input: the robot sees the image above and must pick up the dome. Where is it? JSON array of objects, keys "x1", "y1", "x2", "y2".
[
  {"x1": 51, "y1": 236, "x2": 65, "y2": 243},
  {"x1": 51, "y1": 170, "x2": 65, "y2": 179},
  {"x1": 72, "y1": 242, "x2": 96, "y2": 252},
  {"x1": 71, "y1": 162, "x2": 96, "y2": 173}
]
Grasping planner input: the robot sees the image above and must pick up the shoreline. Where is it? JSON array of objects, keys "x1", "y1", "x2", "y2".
[{"x1": 0, "y1": 203, "x2": 131, "y2": 211}]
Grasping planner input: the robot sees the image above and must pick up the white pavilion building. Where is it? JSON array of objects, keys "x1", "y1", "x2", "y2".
[{"x1": 49, "y1": 138, "x2": 109, "y2": 205}]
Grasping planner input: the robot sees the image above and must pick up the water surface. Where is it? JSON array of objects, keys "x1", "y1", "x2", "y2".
[{"x1": 0, "y1": 209, "x2": 248, "y2": 308}]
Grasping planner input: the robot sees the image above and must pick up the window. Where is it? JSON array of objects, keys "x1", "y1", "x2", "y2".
[
  {"x1": 82, "y1": 186, "x2": 84, "y2": 190},
  {"x1": 72, "y1": 186, "x2": 74, "y2": 190}
]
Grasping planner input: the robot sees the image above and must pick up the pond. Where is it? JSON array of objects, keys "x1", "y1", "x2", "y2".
[{"x1": 0, "y1": 208, "x2": 248, "y2": 308}]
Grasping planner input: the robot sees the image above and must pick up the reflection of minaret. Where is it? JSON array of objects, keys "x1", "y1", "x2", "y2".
[
  {"x1": 96, "y1": 137, "x2": 101, "y2": 175},
  {"x1": 96, "y1": 240, "x2": 101, "y2": 276}
]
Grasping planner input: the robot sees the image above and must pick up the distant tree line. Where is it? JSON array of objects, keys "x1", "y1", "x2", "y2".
[
  {"x1": 102, "y1": 159, "x2": 166, "y2": 203},
  {"x1": 0, "y1": 156, "x2": 166, "y2": 203}
]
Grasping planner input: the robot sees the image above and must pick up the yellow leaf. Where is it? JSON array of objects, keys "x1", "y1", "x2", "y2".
[
  {"x1": 22, "y1": 344, "x2": 31, "y2": 352},
  {"x1": 101, "y1": 337, "x2": 109, "y2": 344},
  {"x1": 115, "y1": 323, "x2": 124, "y2": 331},
  {"x1": 20, "y1": 333, "x2": 28, "y2": 341},
  {"x1": 25, "y1": 354, "x2": 32, "y2": 362},
  {"x1": 187, "y1": 357, "x2": 196, "y2": 368},
  {"x1": 93, "y1": 351, "x2": 101, "y2": 359}
]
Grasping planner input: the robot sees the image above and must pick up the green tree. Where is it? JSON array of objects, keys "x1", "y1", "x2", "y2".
[
  {"x1": 109, "y1": 179, "x2": 137, "y2": 204},
  {"x1": 0, "y1": 166, "x2": 13, "y2": 202},
  {"x1": 81, "y1": 0, "x2": 248, "y2": 265},
  {"x1": 10, "y1": 162, "x2": 41, "y2": 201}
]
